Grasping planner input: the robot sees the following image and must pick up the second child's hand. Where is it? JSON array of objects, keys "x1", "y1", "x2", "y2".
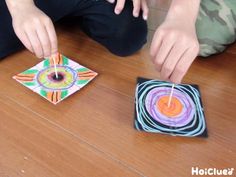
[
  {"x1": 106, "y1": 0, "x2": 149, "y2": 20},
  {"x1": 150, "y1": 0, "x2": 200, "y2": 83},
  {"x1": 6, "y1": 0, "x2": 58, "y2": 58}
]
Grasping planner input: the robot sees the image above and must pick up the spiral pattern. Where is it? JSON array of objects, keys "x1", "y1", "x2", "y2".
[
  {"x1": 37, "y1": 66, "x2": 77, "y2": 90},
  {"x1": 135, "y1": 79, "x2": 207, "y2": 137}
]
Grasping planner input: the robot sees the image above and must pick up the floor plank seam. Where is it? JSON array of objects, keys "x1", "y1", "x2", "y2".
[
  {"x1": 4, "y1": 95, "x2": 147, "y2": 177},
  {"x1": 95, "y1": 83, "x2": 134, "y2": 100}
]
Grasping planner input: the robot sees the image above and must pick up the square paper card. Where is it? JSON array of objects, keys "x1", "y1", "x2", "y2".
[
  {"x1": 13, "y1": 53, "x2": 97, "y2": 104},
  {"x1": 134, "y1": 77, "x2": 207, "y2": 137}
]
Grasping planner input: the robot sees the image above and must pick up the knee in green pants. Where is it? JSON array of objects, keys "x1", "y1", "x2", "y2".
[{"x1": 196, "y1": 0, "x2": 236, "y2": 57}]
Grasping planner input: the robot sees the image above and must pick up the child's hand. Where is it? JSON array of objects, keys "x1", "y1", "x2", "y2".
[
  {"x1": 106, "y1": 0, "x2": 149, "y2": 20},
  {"x1": 150, "y1": 18, "x2": 199, "y2": 84},
  {"x1": 150, "y1": 19, "x2": 199, "y2": 84},
  {"x1": 150, "y1": 0, "x2": 200, "y2": 84},
  {"x1": 6, "y1": 1, "x2": 58, "y2": 58}
]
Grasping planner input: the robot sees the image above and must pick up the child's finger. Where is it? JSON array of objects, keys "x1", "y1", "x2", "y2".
[
  {"x1": 21, "y1": 32, "x2": 34, "y2": 53},
  {"x1": 132, "y1": 0, "x2": 141, "y2": 17},
  {"x1": 160, "y1": 45, "x2": 188, "y2": 80},
  {"x1": 106, "y1": 0, "x2": 115, "y2": 3},
  {"x1": 141, "y1": 0, "x2": 149, "y2": 20},
  {"x1": 14, "y1": 28, "x2": 34, "y2": 53},
  {"x1": 170, "y1": 47, "x2": 198, "y2": 83},
  {"x1": 115, "y1": 0, "x2": 125, "y2": 15},
  {"x1": 25, "y1": 28, "x2": 43, "y2": 58},
  {"x1": 45, "y1": 19, "x2": 58, "y2": 55},
  {"x1": 150, "y1": 30, "x2": 163, "y2": 59},
  {"x1": 153, "y1": 38, "x2": 175, "y2": 72},
  {"x1": 36, "y1": 24, "x2": 51, "y2": 58}
]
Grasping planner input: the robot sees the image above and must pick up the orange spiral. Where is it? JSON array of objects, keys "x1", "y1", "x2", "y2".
[{"x1": 156, "y1": 96, "x2": 183, "y2": 118}]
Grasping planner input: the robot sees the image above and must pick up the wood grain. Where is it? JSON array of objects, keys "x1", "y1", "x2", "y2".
[
  {"x1": 0, "y1": 2, "x2": 235, "y2": 177},
  {"x1": 0, "y1": 95, "x2": 143, "y2": 177}
]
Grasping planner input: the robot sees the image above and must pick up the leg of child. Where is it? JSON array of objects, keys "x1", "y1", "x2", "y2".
[
  {"x1": 196, "y1": 0, "x2": 236, "y2": 57},
  {"x1": 74, "y1": 0, "x2": 147, "y2": 57},
  {"x1": 0, "y1": 0, "x2": 23, "y2": 59}
]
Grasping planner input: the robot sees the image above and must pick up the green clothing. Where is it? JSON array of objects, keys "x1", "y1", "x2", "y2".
[{"x1": 196, "y1": 0, "x2": 236, "y2": 56}]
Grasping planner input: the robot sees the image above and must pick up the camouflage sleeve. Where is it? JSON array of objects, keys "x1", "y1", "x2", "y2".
[{"x1": 196, "y1": 0, "x2": 236, "y2": 57}]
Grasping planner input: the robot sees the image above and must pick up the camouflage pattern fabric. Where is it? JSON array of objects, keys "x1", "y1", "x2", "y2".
[{"x1": 196, "y1": 0, "x2": 236, "y2": 57}]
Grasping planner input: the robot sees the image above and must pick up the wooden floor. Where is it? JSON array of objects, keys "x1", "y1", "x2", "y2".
[{"x1": 0, "y1": 1, "x2": 236, "y2": 177}]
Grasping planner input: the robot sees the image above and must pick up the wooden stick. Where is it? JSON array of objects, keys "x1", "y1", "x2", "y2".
[
  {"x1": 167, "y1": 84, "x2": 175, "y2": 108},
  {"x1": 52, "y1": 55, "x2": 58, "y2": 78}
]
